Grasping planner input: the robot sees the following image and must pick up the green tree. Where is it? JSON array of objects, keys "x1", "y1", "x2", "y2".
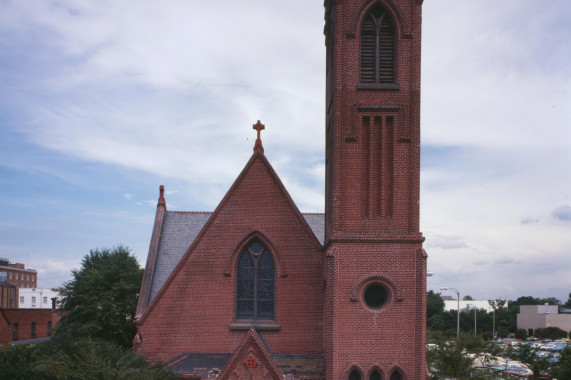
[
  {"x1": 512, "y1": 343, "x2": 550, "y2": 379},
  {"x1": 515, "y1": 328, "x2": 527, "y2": 340},
  {"x1": 56, "y1": 245, "x2": 143, "y2": 348},
  {"x1": 0, "y1": 344, "x2": 53, "y2": 380},
  {"x1": 536, "y1": 297, "x2": 561, "y2": 306},
  {"x1": 534, "y1": 326, "x2": 567, "y2": 340},
  {"x1": 514, "y1": 296, "x2": 537, "y2": 306},
  {"x1": 427, "y1": 290, "x2": 445, "y2": 319},
  {"x1": 553, "y1": 346, "x2": 571, "y2": 380},
  {"x1": 34, "y1": 338, "x2": 175, "y2": 380},
  {"x1": 427, "y1": 332, "x2": 487, "y2": 379},
  {"x1": 463, "y1": 295, "x2": 473, "y2": 300},
  {"x1": 564, "y1": 292, "x2": 571, "y2": 308}
]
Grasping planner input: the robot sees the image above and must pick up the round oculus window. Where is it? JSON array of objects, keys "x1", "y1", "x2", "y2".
[{"x1": 363, "y1": 283, "x2": 389, "y2": 309}]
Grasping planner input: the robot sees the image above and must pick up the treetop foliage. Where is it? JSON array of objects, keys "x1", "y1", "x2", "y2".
[{"x1": 56, "y1": 245, "x2": 143, "y2": 348}]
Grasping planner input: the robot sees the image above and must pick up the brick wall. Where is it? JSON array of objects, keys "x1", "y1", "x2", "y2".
[
  {"x1": 324, "y1": 0, "x2": 426, "y2": 378},
  {"x1": 0, "y1": 309, "x2": 60, "y2": 349},
  {"x1": 136, "y1": 155, "x2": 324, "y2": 361}
]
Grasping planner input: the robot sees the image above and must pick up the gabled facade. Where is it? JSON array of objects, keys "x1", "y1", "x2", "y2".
[
  {"x1": 135, "y1": 134, "x2": 326, "y2": 375},
  {"x1": 135, "y1": 0, "x2": 426, "y2": 378}
]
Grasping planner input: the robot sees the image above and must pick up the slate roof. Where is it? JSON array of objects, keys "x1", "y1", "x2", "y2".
[
  {"x1": 147, "y1": 211, "x2": 324, "y2": 304},
  {"x1": 165, "y1": 353, "x2": 231, "y2": 379},
  {"x1": 166, "y1": 352, "x2": 325, "y2": 379}
]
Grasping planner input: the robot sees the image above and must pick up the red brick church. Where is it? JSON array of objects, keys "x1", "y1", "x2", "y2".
[{"x1": 134, "y1": 0, "x2": 427, "y2": 379}]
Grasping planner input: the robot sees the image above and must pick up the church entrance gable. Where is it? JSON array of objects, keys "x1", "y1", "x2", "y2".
[{"x1": 218, "y1": 328, "x2": 283, "y2": 380}]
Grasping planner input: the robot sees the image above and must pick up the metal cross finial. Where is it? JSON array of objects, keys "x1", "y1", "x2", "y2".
[
  {"x1": 252, "y1": 120, "x2": 265, "y2": 154},
  {"x1": 253, "y1": 120, "x2": 265, "y2": 140}
]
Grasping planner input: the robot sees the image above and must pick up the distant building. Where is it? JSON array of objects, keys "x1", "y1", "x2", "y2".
[
  {"x1": 0, "y1": 308, "x2": 61, "y2": 349},
  {"x1": 18, "y1": 288, "x2": 59, "y2": 309},
  {"x1": 0, "y1": 259, "x2": 38, "y2": 288},
  {"x1": 0, "y1": 259, "x2": 38, "y2": 308},
  {"x1": 443, "y1": 299, "x2": 509, "y2": 313},
  {"x1": 0, "y1": 258, "x2": 61, "y2": 349},
  {"x1": 517, "y1": 304, "x2": 571, "y2": 336}
]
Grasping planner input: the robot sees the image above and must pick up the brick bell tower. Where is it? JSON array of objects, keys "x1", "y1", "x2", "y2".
[{"x1": 323, "y1": 0, "x2": 426, "y2": 379}]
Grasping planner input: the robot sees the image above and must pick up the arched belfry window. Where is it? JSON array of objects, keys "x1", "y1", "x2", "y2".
[
  {"x1": 360, "y1": 4, "x2": 395, "y2": 84},
  {"x1": 236, "y1": 241, "x2": 275, "y2": 320}
]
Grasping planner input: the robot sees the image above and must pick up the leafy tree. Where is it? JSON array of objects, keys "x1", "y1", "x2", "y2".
[
  {"x1": 0, "y1": 344, "x2": 53, "y2": 380},
  {"x1": 534, "y1": 326, "x2": 567, "y2": 340},
  {"x1": 34, "y1": 338, "x2": 175, "y2": 380},
  {"x1": 0, "y1": 328, "x2": 174, "y2": 379},
  {"x1": 427, "y1": 290, "x2": 445, "y2": 319},
  {"x1": 56, "y1": 245, "x2": 143, "y2": 348},
  {"x1": 564, "y1": 292, "x2": 571, "y2": 308},
  {"x1": 463, "y1": 295, "x2": 473, "y2": 300},
  {"x1": 427, "y1": 332, "x2": 487, "y2": 379},
  {"x1": 553, "y1": 346, "x2": 571, "y2": 380},
  {"x1": 514, "y1": 296, "x2": 537, "y2": 306},
  {"x1": 536, "y1": 297, "x2": 561, "y2": 306},
  {"x1": 512, "y1": 343, "x2": 550, "y2": 379},
  {"x1": 515, "y1": 328, "x2": 527, "y2": 340}
]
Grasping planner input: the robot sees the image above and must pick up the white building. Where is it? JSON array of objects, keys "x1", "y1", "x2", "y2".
[
  {"x1": 18, "y1": 288, "x2": 59, "y2": 309},
  {"x1": 443, "y1": 299, "x2": 508, "y2": 313}
]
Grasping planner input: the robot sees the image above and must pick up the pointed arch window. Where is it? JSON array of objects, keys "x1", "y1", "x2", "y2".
[
  {"x1": 349, "y1": 370, "x2": 361, "y2": 380},
  {"x1": 390, "y1": 371, "x2": 402, "y2": 380},
  {"x1": 236, "y1": 241, "x2": 275, "y2": 321},
  {"x1": 360, "y1": 4, "x2": 395, "y2": 84},
  {"x1": 370, "y1": 371, "x2": 381, "y2": 380}
]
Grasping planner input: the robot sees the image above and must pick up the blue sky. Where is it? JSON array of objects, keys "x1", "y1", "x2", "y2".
[{"x1": 0, "y1": 0, "x2": 569, "y2": 302}]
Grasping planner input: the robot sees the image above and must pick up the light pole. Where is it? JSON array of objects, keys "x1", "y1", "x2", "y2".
[
  {"x1": 441, "y1": 287, "x2": 460, "y2": 339},
  {"x1": 488, "y1": 300, "x2": 504, "y2": 340},
  {"x1": 474, "y1": 306, "x2": 477, "y2": 335}
]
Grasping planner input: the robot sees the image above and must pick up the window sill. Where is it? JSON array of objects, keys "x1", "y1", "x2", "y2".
[
  {"x1": 230, "y1": 321, "x2": 281, "y2": 331},
  {"x1": 357, "y1": 83, "x2": 400, "y2": 91}
]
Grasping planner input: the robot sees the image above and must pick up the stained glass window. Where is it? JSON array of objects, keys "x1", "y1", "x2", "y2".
[{"x1": 236, "y1": 241, "x2": 275, "y2": 320}]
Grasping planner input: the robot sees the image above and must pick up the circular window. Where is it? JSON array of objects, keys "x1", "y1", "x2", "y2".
[{"x1": 363, "y1": 283, "x2": 389, "y2": 309}]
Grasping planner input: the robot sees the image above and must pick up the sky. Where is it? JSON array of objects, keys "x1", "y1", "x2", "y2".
[{"x1": 0, "y1": 0, "x2": 569, "y2": 303}]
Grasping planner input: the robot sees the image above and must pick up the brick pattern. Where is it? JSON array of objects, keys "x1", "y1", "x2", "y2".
[
  {"x1": 135, "y1": 153, "x2": 324, "y2": 361},
  {"x1": 324, "y1": 0, "x2": 426, "y2": 378},
  {"x1": 217, "y1": 328, "x2": 283, "y2": 380},
  {"x1": 136, "y1": 1, "x2": 427, "y2": 378},
  {"x1": 0, "y1": 309, "x2": 60, "y2": 349}
]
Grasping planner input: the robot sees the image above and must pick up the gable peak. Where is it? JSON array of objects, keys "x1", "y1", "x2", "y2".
[
  {"x1": 157, "y1": 185, "x2": 166, "y2": 208},
  {"x1": 252, "y1": 120, "x2": 265, "y2": 154}
]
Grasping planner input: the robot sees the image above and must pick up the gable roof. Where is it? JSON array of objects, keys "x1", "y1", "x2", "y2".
[
  {"x1": 136, "y1": 141, "x2": 325, "y2": 320},
  {"x1": 145, "y1": 211, "x2": 323, "y2": 305},
  {"x1": 164, "y1": 332, "x2": 325, "y2": 379},
  {"x1": 217, "y1": 328, "x2": 284, "y2": 380}
]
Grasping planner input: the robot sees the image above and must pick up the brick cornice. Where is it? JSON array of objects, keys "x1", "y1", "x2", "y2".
[{"x1": 323, "y1": 234, "x2": 424, "y2": 249}]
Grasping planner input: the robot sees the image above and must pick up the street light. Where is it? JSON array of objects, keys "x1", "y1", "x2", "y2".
[
  {"x1": 488, "y1": 299, "x2": 504, "y2": 340},
  {"x1": 440, "y1": 287, "x2": 460, "y2": 339}
]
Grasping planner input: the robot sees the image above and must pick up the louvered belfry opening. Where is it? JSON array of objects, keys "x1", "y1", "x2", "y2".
[{"x1": 360, "y1": 4, "x2": 395, "y2": 84}]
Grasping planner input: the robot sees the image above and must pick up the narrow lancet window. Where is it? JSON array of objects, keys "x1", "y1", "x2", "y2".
[{"x1": 236, "y1": 241, "x2": 275, "y2": 320}]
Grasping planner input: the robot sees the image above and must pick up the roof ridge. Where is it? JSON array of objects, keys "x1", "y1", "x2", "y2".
[{"x1": 166, "y1": 211, "x2": 213, "y2": 214}]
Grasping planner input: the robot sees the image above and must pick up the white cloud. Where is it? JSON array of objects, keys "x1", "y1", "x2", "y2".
[
  {"x1": 0, "y1": 0, "x2": 569, "y2": 301},
  {"x1": 552, "y1": 205, "x2": 571, "y2": 222}
]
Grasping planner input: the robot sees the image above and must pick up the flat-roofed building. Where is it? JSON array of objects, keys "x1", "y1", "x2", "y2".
[{"x1": 517, "y1": 304, "x2": 571, "y2": 336}]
